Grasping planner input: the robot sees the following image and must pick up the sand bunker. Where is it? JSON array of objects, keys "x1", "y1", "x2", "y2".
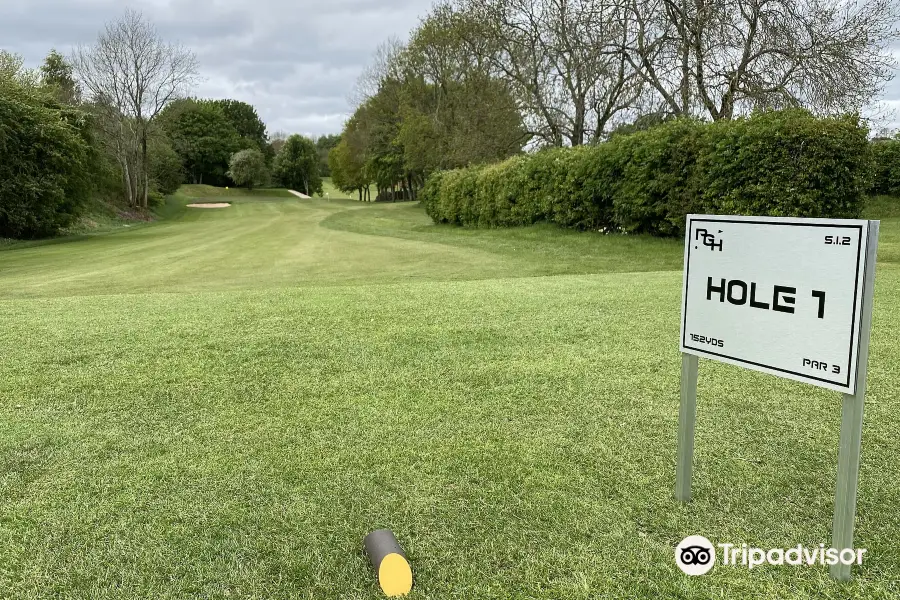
[{"x1": 187, "y1": 203, "x2": 231, "y2": 208}]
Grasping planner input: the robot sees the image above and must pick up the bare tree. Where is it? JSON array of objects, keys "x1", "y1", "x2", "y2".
[
  {"x1": 453, "y1": 0, "x2": 643, "y2": 146},
  {"x1": 73, "y1": 9, "x2": 198, "y2": 207},
  {"x1": 351, "y1": 37, "x2": 406, "y2": 107},
  {"x1": 622, "y1": 0, "x2": 900, "y2": 120},
  {"x1": 269, "y1": 130, "x2": 290, "y2": 156}
]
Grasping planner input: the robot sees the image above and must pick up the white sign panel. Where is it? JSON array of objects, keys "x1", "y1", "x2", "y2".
[{"x1": 680, "y1": 215, "x2": 871, "y2": 393}]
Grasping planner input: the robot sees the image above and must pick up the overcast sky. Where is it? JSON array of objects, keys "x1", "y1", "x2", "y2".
[
  {"x1": 3, "y1": 0, "x2": 900, "y2": 137},
  {"x1": 2, "y1": 0, "x2": 434, "y2": 137}
]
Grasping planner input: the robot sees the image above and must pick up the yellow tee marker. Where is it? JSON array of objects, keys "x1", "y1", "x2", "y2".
[{"x1": 364, "y1": 529, "x2": 412, "y2": 596}]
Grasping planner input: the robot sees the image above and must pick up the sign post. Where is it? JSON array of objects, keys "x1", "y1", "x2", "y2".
[
  {"x1": 675, "y1": 354, "x2": 698, "y2": 503},
  {"x1": 676, "y1": 215, "x2": 879, "y2": 580},
  {"x1": 830, "y1": 221, "x2": 879, "y2": 580}
]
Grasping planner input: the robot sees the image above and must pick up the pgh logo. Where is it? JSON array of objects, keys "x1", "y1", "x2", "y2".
[
  {"x1": 695, "y1": 229, "x2": 723, "y2": 252},
  {"x1": 676, "y1": 535, "x2": 716, "y2": 576}
]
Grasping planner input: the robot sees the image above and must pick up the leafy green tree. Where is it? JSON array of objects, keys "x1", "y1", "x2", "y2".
[
  {"x1": 40, "y1": 49, "x2": 81, "y2": 105},
  {"x1": 328, "y1": 142, "x2": 351, "y2": 191},
  {"x1": 148, "y1": 133, "x2": 183, "y2": 194},
  {"x1": 315, "y1": 134, "x2": 341, "y2": 177},
  {"x1": 273, "y1": 135, "x2": 322, "y2": 195},
  {"x1": 0, "y1": 72, "x2": 92, "y2": 238},
  {"x1": 0, "y1": 50, "x2": 40, "y2": 88},
  {"x1": 159, "y1": 99, "x2": 247, "y2": 186},
  {"x1": 227, "y1": 148, "x2": 268, "y2": 190},
  {"x1": 213, "y1": 99, "x2": 268, "y2": 151},
  {"x1": 329, "y1": 139, "x2": 365, "y2": 199},
  {"x1": 336, "y1": 15, "x2": 526, "y2": 202}
]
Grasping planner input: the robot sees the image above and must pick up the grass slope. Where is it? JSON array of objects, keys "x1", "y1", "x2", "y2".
[
  {"x1": 0, "y1": 191, "x2": 898, "y2": 599},
  {"x1": 322, "y1": 177, "x2": 376, "y2": 201}
]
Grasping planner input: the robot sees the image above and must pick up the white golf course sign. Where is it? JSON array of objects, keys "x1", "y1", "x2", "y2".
[
  {"x1": 680, "y1": 214, "x2": 871, "y2": 393},
  {"x1": 675, "y1": 213, "x2": 880, "y2": 582}
]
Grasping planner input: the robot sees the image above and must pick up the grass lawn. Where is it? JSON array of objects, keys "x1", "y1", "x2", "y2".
[
  {"x1": 321, "y1": 177, "x2": 376, "y2": 201},
  {"x1": 0, "y1": 189, "x2": 898, "y2": 598}
]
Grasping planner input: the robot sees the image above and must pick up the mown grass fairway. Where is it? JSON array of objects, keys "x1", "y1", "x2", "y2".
[
  {"x1": 1, "y1": 189, "x2": 898, "y2": 599},
  {"x1": 321, "y1": 177, "x2": 377, "y2": 201}
]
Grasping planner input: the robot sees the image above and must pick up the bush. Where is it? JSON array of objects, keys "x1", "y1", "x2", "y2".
[
  {"x1": 227, "y1": 148, "x2": 268, "y2": 190},
  {"x1": 0, "y1": 81, "x2": 92, "y2": 238},
  {"x1": 476, "y1": 157, "x2": 524, "y2": 226},
  {"x1": 147, "y1": 189, "x2": 165, "y2": 207},
  {"x1": 420, "y1": 170, "x2": 445, "y2": 221},
  {"x1": 613, "y1": 119, "x2": 704, "y2": 235},
  {"x1": 149, "y1": 135, "x2": 183, "y2": 195},
  {"x1": 869, "y1": 138, "x2": 900, "y2": 196},
  {"x1": 421, "y1": 109, "x2": 869, "y2": 236},
  {"x1": 697, "y1": 110, "x2": 869, "y2": 221}
]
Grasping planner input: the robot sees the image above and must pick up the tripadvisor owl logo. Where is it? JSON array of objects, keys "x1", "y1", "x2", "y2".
[
  {"x1": 675, "y1": 535, "x2": 868, "y2": 575},
  {"x1": 676, "y1": 535, "x2": 716, "y2": 576}
]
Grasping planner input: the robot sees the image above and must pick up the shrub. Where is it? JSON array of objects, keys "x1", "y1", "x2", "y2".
[
  {"x1": 698, "y1": 110, "x2": 869, "y2": 221},
  {"x1": 437, "y1": 167, "x2": 482, "y2": 225},
  {"x1": 554, "y1": 144, "x2": 618, "y2": 229},
  {"x1": 518, "y1": 147, "x2": 568, "y2": 226},
  {"x1": 147, "y1": 189, "x2": 165, "y2": 207},
  {"x1": 0, "y1": 81, "x2": 92, "y2": 238},
  {"x1": 869, "y1": 138, "x2": 900, "y2": 196},
  {"x1": 420, "y1": 170, "x2": 445, "y2": 221},
  {"x1": 612, "y1": 119, "x2": 704, "y2": 235},
  {"x1": 476, "y1": 156, "x2": 526, "y2": 226},
  {"x1": 227, "y1": 148, "x2": 268, "y2": 190},
  {"x1": 421, "y1": 109, "x2": 870, "y2": 237},
  {"x1": 149, "y1": 135, "x2": 184, "y2": 195}
]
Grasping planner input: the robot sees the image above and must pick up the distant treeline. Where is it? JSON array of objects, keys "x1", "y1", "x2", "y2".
[
  {"x1": 0, "y1": 10, "x2": 338, "y2": 239},
  {"x1": 329, "y1": 0, "x2": 899, "y2": 202}
]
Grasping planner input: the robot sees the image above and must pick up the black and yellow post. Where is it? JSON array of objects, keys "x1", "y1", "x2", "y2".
[{"x1": 363, "y1": 529, "x2": 412, "y2": 597}]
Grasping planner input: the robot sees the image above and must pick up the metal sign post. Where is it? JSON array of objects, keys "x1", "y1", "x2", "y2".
[
  {"x1": 676, "y1": 216, "x2": 880, "y2": 581},
  {"x1": 830, "y1": 220, "x2": 879, "y2": 581},
  {"x1": 675, "y1": 354, "x2": 699, "y2": 503}
]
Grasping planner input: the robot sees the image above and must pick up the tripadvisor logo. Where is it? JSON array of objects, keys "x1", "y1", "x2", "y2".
[
  {"x1": 676, "y1": 535, "x2": 716, "y2": 576},
  {"x1": 675, "y1": 536, "x2": 868, "y2": 575}
]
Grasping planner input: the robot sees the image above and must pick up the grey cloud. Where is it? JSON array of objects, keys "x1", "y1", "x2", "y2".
[
  {"x1": 0, "y1": 0, "x2": 433, "y2": 135},
  {"x1": 6, "y1": 0, "x2": 899, "y2": 135}
]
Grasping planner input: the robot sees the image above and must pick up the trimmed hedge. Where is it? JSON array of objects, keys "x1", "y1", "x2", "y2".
[
  {"x1": 870, "y1": 138, "x2": 900, "y2": 196},
  {"x1": 421, "y1": 110, "x2": 870, "y2": 237}
]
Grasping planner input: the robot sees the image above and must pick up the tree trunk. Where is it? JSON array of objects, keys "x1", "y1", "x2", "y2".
[
  {"x1": 122, "y1": 159, "x2": 133, "y2": 207},
  {"x1": 141, "y1": 129, "x2": 149, "y2": 208},
  {"x1": 572, "y1": 101, "x2": 585, "y2": 146}
]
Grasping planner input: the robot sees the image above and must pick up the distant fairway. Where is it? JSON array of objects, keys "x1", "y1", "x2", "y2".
[
  {"x1": 321, "y1": 176, "x2": 376, "y2": 201},
  {"x1": 1, "y1": 189, "x2": 898, "y2": 599}
]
